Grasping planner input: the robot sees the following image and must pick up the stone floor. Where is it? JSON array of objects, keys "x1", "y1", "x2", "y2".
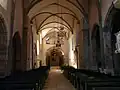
[{"x1": 43, "y1": 66, "x2": 76, "y2": 90}]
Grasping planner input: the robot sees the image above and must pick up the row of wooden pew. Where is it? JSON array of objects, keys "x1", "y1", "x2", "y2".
[
  {"x1": 0, "y1": 66, "x2": 50, "y2": 90},
  {"x1": 62, "y1": 66, "x2": 120, "y2": 90}
]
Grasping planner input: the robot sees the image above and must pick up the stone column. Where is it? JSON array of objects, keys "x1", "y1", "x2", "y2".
[
  {"x1": 82, "y1": 18, "x2": 91, "y2": 69},
  {"x1": 76, "y1": 22, "x2": 81, "y2": 69},
  {"x1": 7, "y1": 0, "x2": 16, "y2": 75},
  {"x1": 39, "y1": 32, "x2": 43, "y2": 66},
  {"x1": 22, "y1": 9, "x2": 29, "y2": 71},
  {"x1": 22, "y1": 28, "x2": 28, "y2": 71},
  {"x1": 97, "y1": 0, "x2": 105, "y2": 69}
]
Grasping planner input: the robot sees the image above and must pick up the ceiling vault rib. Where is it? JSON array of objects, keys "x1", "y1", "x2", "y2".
[
  {"x1": 42, "y1": 28, "x2": 60, "y2": 39},
  {"x1": 38, "y1": 3, "x2": 77, "y2": 16},
  {"x1": 38, "y1": 21, "x2": 72, "y2": 33},
  {"x1": 46, "y1": 46, "x2": 63, "y2": 54},
  {"x1": 40, "y1": 27, "x2": 69, "y2": 39},
  {"x1": 40, "y1": 27, "x2": 69, "y2": 32},
  {"x1": 43, "y1": 33, "x2": 63, "y2": 40},
  {"x1": 37, "y1": 14, "x2": 73, "y2": 33},
  {"x1": 34, "y1": 18, "x2": 38, "y2": 29},
  {"x1": 43, "y1": 35, "x2": 55, "y2": 40},
  {"x1": 27, "y1": 0, "x2": 88, "y2": 34},
  {"x1": 27, "y1": 0, "x2": 42, "y2": 14},
  {"x1": 30, "y1": 12, "x2": 79, "y2": 22},
  {"x1": 66, "y1": 0, "x2": 88, "y2": 17},
  {"x1": 76, "y1": 0, "x2": 86, "y2": 14},
  {"x1": 27, "y1": 1, "x2": 81, "y2": 17}
]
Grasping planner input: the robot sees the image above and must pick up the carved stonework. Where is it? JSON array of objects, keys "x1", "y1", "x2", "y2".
[
  {"x1": 115, "y1": 31, "x2": 120, "y2": 53},
  {"x1": 103, "y1": 31, "x2": 113, "y2": 69}
]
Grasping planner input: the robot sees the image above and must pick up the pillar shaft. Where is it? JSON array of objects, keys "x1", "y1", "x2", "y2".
[{"x1": 98, "y1": 0, "x2": 105, "y2": 68}]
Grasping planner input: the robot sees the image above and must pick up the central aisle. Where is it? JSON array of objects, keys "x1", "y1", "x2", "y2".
[{"x1": 43, "y1": 66, "x2": 76, "y2": 90}]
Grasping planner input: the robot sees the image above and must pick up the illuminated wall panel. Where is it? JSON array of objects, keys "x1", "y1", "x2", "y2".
[
  {"x1": 37, "y1": 40, "x2": 39, "y2": 55},
  {"x1": 0, "y1": 0, "x2": 8, "y2": 10}
]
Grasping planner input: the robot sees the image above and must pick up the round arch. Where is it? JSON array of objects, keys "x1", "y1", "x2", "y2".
[
  {"x1": 46, "y1": 46, "x2": 64, "y2": 66},
  {"x1": 46, "y1": 46, "x2": 64, "y2": 56},
  {"x1": 12, "y1": 31, "x2": 21, "y2": 72}
]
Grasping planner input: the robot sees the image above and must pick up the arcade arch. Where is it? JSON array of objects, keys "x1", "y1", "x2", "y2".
[{"x1": 46, "y1": 47, "x2": 64, "y2": 66}]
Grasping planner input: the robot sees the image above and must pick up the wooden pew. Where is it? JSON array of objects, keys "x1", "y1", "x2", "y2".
[
  {"x1": 74, "y1": 70, "x2": 120, "y2": 90},
  {"x1": 0, "y1": 66, "x2": 49, "y2": 90},
  {"x1": 64, "y1": 68, "x2": 120, "y2": 90},
  {"x1": 85, "y1": 80, "x2": 120, "y2": 90}
]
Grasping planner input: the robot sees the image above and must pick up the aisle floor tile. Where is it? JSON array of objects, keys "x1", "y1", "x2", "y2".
[{"x1": 43, "y1": 67, "x2": 76, "y2": 90}]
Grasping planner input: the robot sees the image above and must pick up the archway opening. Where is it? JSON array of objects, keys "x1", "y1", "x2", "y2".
[
  {"x1": 46, "y1": 48, "x2": 64, "y2": 67},
  {"x1": 104, "y1": 5, "x2": 120, "y2": 75},
  {"x1": 111, "y1": 9, "x2": 120, "y2": 72},
  {"x1": 12, "y1": 32, "x2": 21, "y2": 73}
]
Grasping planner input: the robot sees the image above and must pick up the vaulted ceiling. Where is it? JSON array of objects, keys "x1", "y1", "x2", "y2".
[{"x1": 27, "y1": 0, "x2": 87, "y2": 39}]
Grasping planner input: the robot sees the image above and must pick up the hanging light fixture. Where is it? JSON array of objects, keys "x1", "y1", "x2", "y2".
[
  {"x1": 55, "y1": 0, "x2": 61, "y2": 47},
  {"x1": 60, "y1": 1, "x2": 64, "y2": 31}
]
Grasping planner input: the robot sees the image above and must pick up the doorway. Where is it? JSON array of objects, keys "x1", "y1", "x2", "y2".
[
  {"x1": 104, "y1": 5, "x2": 120, "y2": 75},
  {"x1": 12, "y1": 32, "x2": 21, "y2": 72},
  {"x1": 46, "y1": 48, "x2": 64, "y2": 67}
]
